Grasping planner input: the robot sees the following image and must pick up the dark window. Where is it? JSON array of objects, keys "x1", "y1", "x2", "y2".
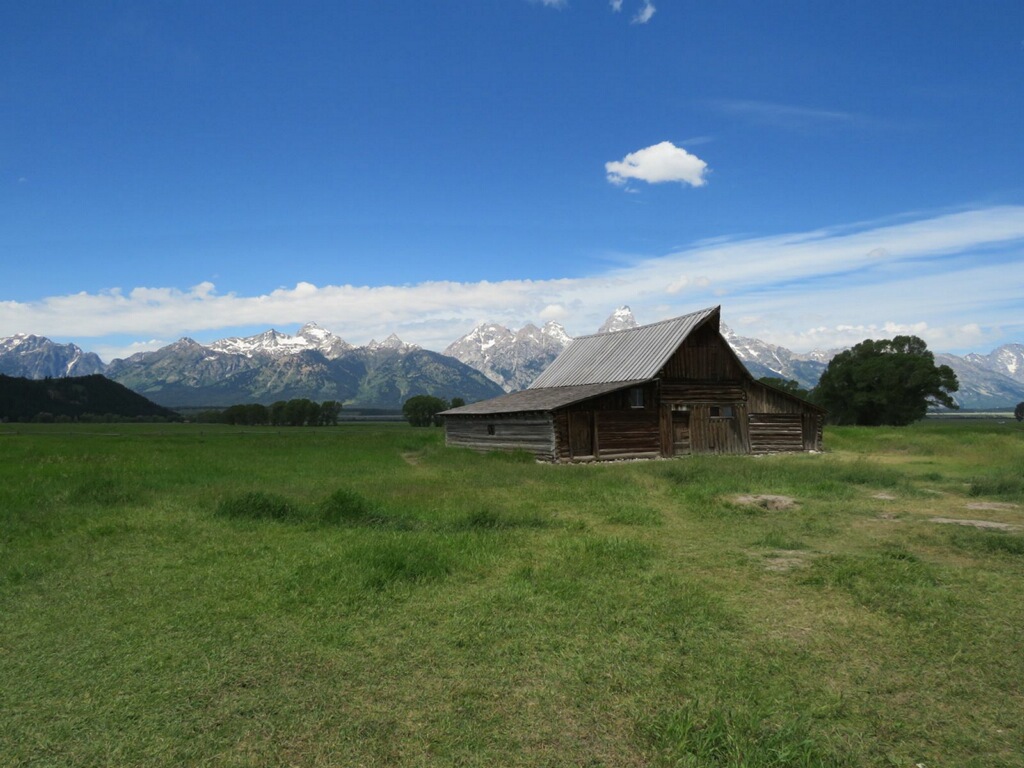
[
  {"x1": 487, "y1": 424, "x2": 496, "y2": 435},
  {"x1": 710, "y1": 405, "x2": 734, "y2": 419},
  {"x1": 629, "y1": 387, "x2": 645, "y2": 409}
]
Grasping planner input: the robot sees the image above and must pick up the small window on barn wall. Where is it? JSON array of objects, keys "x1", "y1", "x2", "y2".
[
  {"x1": 629, "y1": 387, "x2": 645, "y2": 409},
  {"x1": 487, "y1": 424, "x2": 496, "y2": 435},
  {"x1": 709, "y1": 405, "x2": 734, "y2": 419}
]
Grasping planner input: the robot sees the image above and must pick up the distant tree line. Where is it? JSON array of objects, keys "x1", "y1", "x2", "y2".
[
  {"x1": 194, "y1": 399, "x2": 342, "y2": 426},
  {"x1": 402, "y1": 395, "x2": 464, "y2": 427}
]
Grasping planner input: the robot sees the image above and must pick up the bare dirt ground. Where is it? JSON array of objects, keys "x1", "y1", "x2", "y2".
[
  {"x1": 929, "y1": 516, "x2": 1020, "y2": 531},
  {"x1": 733, "y1": 494, "x2": 799, "y2": 511}
]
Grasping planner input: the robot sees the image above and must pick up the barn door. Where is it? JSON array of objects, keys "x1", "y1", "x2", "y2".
[
  {"x1": 672, "y1": 411, "x2": 691, "y2": 455},
  {"x1": 569, "y1": 411, "x2": 594, "y2": 458}
]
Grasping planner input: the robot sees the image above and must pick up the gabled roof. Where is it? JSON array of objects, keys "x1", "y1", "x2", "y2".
[
  {"x1": 440, "y1": 380, "x2": 647, "y2": 416},
  {"x1": 529, "y1": 305, "x2": 720, "y2": 388}
]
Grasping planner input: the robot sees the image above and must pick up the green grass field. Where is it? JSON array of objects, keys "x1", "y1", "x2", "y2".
[{"x1": 2, "y1": 421, "x2": 1022, "y2": 767}]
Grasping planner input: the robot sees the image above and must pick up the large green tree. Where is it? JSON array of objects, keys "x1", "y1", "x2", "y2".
[
  {"x1": 812, "y1": 335, "x2": 958, "y2": 426},
  {"x1": 402, "y1": 395, "x2": 449, "y2": 427}
]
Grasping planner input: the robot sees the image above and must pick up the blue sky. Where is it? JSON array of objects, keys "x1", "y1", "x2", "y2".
[{"x1": 2, "y1": 1, "x2": 1023, "y2": 361}]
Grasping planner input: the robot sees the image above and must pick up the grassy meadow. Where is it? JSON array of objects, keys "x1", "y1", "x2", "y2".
[{"x1": 2, "y1": 420, "x2": 1023, "y2": 767}]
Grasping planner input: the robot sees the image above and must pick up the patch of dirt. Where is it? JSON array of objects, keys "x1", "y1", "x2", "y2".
[
  {"x1": 401, "y1": 452, "x2": 421, "y2": 466},
  {"x1": 965, "y1": 502, "x2": 1019, "y2": 511},
  {"x1": 763, "y1": 552, "x2": 809, "y2": 572},
  {"x1": 733, "y1": 494, "x2": 799, "y2": 511},
  {"x1": 872, "y1": 493, "x2": 897, "y2": 500},
  {"x1": 928, "y1": 517, "x2": 1019, "y2": 531}
]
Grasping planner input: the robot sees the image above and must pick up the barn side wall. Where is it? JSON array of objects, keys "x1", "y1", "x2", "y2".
[
  {"x1": 444, "y1": 413, "x2": 556, "y2": 461},
  {"x1": 553, "y1": 382, "x2": 661, "y2": 461},
  {"x1": 746, "y1": 381, "x2": 824, "y2": 452}
]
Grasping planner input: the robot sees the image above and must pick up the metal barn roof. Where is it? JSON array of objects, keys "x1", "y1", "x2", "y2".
[
  {"x1": 529, "y1": 305, "x2": 720, "y2": 389},
  {"x1": 440, "y1": 380, "x2": 647, "y2": 416}
]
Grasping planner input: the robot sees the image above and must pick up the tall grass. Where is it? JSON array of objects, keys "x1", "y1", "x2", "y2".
[{"x1": 2, "y1": 421, "x2": 1023, "y2": 766}]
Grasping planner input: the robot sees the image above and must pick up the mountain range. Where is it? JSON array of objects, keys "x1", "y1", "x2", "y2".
[
  {"x1": 3, "y1": 310, "x2": 1024, "y2": 411},
  {"x1": 0, "y1": 323, "x2": 503, "y2": 410}
]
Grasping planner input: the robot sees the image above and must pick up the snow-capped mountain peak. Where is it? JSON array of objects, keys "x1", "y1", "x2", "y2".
[
  {"x1": 444, "y1": 319, "x2": 572, "y2": 392},
  {"x1": 208, "y1": 324, "x2": 353, "y2": 359},
  {"x1": 366, "y1": 333, "x2": 417, "y2": 353},
  {"x1": 296, "y1": 322, "x2": 354, "y2": 357},
  {"x1": 541, "y1": 321, "x2": 572, "y2": 347},
  {"x1": 597, "y1": 305, "x2": 638, "y2": 334}
]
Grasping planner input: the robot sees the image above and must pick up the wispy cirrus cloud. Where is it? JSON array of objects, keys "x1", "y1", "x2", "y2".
[
  {"x1": 2, "y1": 206, "x2": 1022, "y2": 360},
  {"x1": 606, "y1": 141, "x2": 709, "y2": 188},
  {"x1": 610, "y1": 0, "x2": 655, "y2": 23},
  {"x1": 712, "y1": 99, "x2": 890, "y2": 131},
  {"x1": 632, "y1": 1, "x2": 656, "y2": 24},
  {"x1": 537, "y1": 0, "x2": 655, "y2": 22}
]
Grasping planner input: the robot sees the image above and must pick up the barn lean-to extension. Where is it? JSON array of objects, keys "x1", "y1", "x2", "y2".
[{"x1": 441, "y1": 306, "x2": 824, "y2": 462}]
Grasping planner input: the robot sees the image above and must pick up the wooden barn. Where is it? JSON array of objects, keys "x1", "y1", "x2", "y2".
[{"x1": 441, "y1": 306, "x2": 825, "y2": 462}]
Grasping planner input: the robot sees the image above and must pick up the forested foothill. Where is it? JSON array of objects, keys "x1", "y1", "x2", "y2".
[{"x1": 0, "y1": 374, "x2": 181, "y2": 423}]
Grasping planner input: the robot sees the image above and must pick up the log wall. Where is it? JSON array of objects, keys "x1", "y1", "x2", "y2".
[
  {"x1": 748, "y1": 413, "x2": 804, "y2": 453},
  {"x1": 594, "y1": 409, "x2": 661, "y2": 459},
  {"x1": 553, "y1": 390, "x2": 661, "y2": 461},
  {"x1": 444, "y1": 413, "x2": 555, "y2": 461}
]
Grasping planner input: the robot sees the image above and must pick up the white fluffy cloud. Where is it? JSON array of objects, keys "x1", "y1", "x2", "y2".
[
  {"x1": 2, "y1": 206, "x2": 1023, "y2": 359},
  {"x1": 606, "y1": 141, "x2": 708, "y2": 188}
]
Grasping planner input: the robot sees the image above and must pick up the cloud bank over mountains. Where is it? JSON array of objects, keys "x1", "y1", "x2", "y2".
[{"x1": 2, "y1": 205, "x2": 1021, "y2": 363}]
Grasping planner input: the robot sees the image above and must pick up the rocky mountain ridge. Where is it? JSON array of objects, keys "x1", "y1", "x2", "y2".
[
  {"x1": 444, "y1": 307, "x2": 1024, "y2": 409},
  {"x1": 0, "y1": 334, "x2": 106, "y2": 379},
  {"x1": 442, "y1": 320, "x2": 571, "y2": 393},
  {"x1": 99, "y1": 327, "x2": 497, "y2": 409},
  {"x1": 3, "y1": 309, "x2": 1024, "y2": 410}
]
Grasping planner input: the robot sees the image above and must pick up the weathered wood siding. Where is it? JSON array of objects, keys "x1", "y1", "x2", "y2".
[
  {"x1": 594, "y1": 410, "x2": 661, "y2": 459},
  {"x1": 552, "y1": 384, "x2": 661, "y2": 461},
  {"x1": 661, "y1": 382, "x2": 746, "y2": 405},
  {"x1": 747, "y1": 381, "x2": 824, "y2": 452},
  {"x1": 686, "y1": 402, "x2": 749, "y2": 454},
  {"x1": 747, "y1": 381, "x2": 810, "y2": 413},
  {"x1": 659, "y1": 325, "x2": 748, "y2": 381},
  {"x1": 444, "y1": 413, "x2": 555, "y2": 461},
  {"x1": 748, "y1": 413, "x2": 804, "y2": 453}
]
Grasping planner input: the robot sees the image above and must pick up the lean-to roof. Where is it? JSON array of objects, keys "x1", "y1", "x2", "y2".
[
  {"x1": 529, "y1": 305, "x2": 720, "y2": 389},
  {"x1": 440, "y1": 380, "x2": 646, "y2": 416}
]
